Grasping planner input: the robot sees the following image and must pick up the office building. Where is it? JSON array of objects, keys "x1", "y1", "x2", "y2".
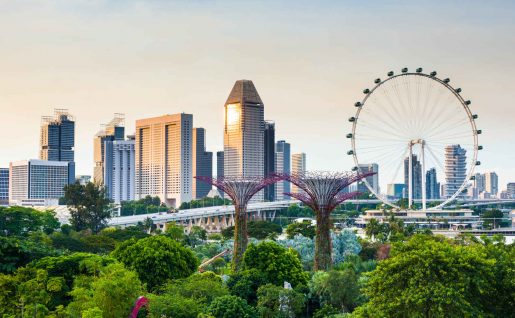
[
  {"x1": 386, "y1": 183, "x2": 406, "y2": 200},
  {"x1": 404, "y1": 155, "x2": 422, "y2": 199},
  {"x1": 192, "y1": 128, "x2": 213, "y2": 199},
  {"x1": 9, "y1": 160, "x2": 74, "y2": 206},
  {"x1": 135, "y1": 113, "x2": 193, "y2": 207},
  {"x1": 507, "y1": 182, "x2": 515, "y2": 199},
  {"x1": 357, "y1": 163, "x2": 379, "y2": 194},
  {"x1": 484, "y1": 172, "x2": 499, "y2": 196},
  {"x1": 291, "y1": 153, "x2": 306, "y2": 194},
  {"x1": 224, "y1": 80, "x2": 265, "y2": 201},
  {"x1": 0, "y1": 168, "x2": 8, "y2": 205},
  {"x1": 444, "y1": 144, "x2": 467, "y2": 198},
  {"x1": 216, "y1": 151, "x2": 224, "y2": 178},
  {"x1": 40, "y1": 109, "x2": 75, "y2": 162},
  {"x1": 473, "y1": 173, "x2": 486, "y2": 198},
  {"x1": 275, "y1": 140, "x2": 291, "y2": 200},
  {"x1": 426, "y1": 168, "x2": 440, "y2": 199},
  {"x1": 264, "y1": 121, "x2": 276, "y2": 201},
  {"x1": 93, "y1": 114, "x2": 125, "y2": 185},
  {"x1": 105, "y1": 136, "x2": 135, "y2": 203}
]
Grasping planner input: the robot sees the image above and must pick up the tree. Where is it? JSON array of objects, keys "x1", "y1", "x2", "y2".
[
  {"x1": 147, "y1": 294, "x2": 201, "y2": 318},
  {"x1": 207, "y1": 295, "x2": 257, "y2": 318},
  {"x1": 112, "y1": 236, "x2": 198, "y2": 290},
  {"x1": 164, "y1": 222, "x2": 186, "y2": 242},
  {"x1": 63, "y1": 182, "x2": 112, "y2": 233},
  {"x1": 286, "y1": 221, "x2": 316, "y2": 239},
  {"x1": 222, "y1": 221, "x2": 283, "y2": 240},
  {"x1": 481, "y1": 209, "x2": 506, "y2": 229},
  {"x1": 243, "y1": 241, "x2": 308, "y2": 288},
  {"x1": 256, "y1": 284, "x2": 306, "y2": 318},
  {"x1": 309, "y1": 270, "x2": 360, "y2": 313},
  {"x1": 354, "y1": 235, "x2": 497, "y2": 317},
  {"x1": 164, "y1": 272, "x2": 229, "y2": 304},
  {"x1": 0, "y1": 236, "x2": 59, "y2": 274},
  {"x1": 0, "y1": 206, "x2": 59, "y2": 236},
  {"x1": 227, "y1": 269, "x2": 268, "y2": 305},
  {"x1": 185, "y1": 226, "x2": 207, "y2": 247}
]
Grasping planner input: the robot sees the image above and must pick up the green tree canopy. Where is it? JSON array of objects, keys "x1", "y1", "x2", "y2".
[
  {"x1": 112, "y1": 235, "x2": 198, "y2": 290},
  {"x1": 243, "y1": 241, "x2": 308, "y2": 288},
  {"x1": 221, "y1": 221, "x2": 283, "y2": 240},
  {"x1": 286, "y1": 221, "x2": 316, "y2": 239},
  {"x1": 207, "y1": 295, "x2": 256, "y2": 318},
  {"x1": 0, "y1": 206, "x2": 59, "y2": 236}
]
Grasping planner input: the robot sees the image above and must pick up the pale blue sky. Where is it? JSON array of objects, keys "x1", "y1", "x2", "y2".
[{"x1": 0, "y1": 0, "x2": 514, "y2": 190}]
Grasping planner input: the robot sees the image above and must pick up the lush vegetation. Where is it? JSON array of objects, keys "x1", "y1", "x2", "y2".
[
  {"x1": 1, "y1": 205, "x2": 513, "y2": 318},
  {"x1": 120, "y1": 196, "x2": 168, "y2": 216}
]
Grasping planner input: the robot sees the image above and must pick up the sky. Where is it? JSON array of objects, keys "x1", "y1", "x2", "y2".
[{"x1": 0, "y1": 0, "x2": 514, "y2": 191}]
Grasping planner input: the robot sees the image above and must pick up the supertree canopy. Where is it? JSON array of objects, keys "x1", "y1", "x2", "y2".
[
  {"x1": 195, "y1": 176, "x2": 280, "y2": 271},
  {"x1": 275, "y1": 171, "x2": 374, "y2": 271}
]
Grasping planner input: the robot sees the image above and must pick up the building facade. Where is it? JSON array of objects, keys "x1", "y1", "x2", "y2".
[
  {"x1": 358, "y1": 163, "x2": 379, "y2": 195},
  {"x1": 275, "y1": 140, "x2": 291, "y2": 200},
  {"x1": 105, "y1": 137, "x2": 135, "y2": 204},
  {"x1": 484, "y1": 172, "x2": 499, "y2": 196},
  {"x1": 0, "y1": 168, "x2": 8, "y2": 205},
  {"x1": 404, "y1": 155, "x2": 422, "y2": 199},
  {"x1": 93, "y1": 114, "x2": 125, "y2": 185},
  {"x1": 473, "y1": 173, "x2": 486, "y2": 198},
  {"x1": 76, "y1": 175, "x2": 91, "y2": 185},
  {"x1": 216, "y1": 151, "x2": 224, "y2": 178},
  {"x1": 264, "y1": 121, "x2": 276, "y2": 201},
  {"x1": 135, "y1": 114, "x2": 193, "y2": 207},
  {"x1": 223, "y1": 80, "x2": 265, "y2": 201},
  {"x1": 291, "y1": 153, "x2": 306, "y2": 194},
  {"x1": 9, "y1": 160, "x2": 74, "y2": 206},
  {"x1": 426, "y1": 168, "x2": 440, "y2": 199},
  {"x1": 444, "y1": 144, "x2": 467, "y2": 198},
  {"x1": 192, "y1": 128, "x2": 213, "y2": 199},
  {"x1": 507, "y1": 182, "x2": 515, "y2": 199},
  {"x1": 40, "y1": 109, "x2": 75, "y2": 162},
  {"x1": 386, "y1": 183, "x2": 406, "y2": 200}
]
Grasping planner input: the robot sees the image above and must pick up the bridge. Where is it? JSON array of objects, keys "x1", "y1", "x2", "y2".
[{"x1": 107, "y1": 198, "x2": 514, "y2": 232}]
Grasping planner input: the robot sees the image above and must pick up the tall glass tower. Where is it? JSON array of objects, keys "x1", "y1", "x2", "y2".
[
  {"x1": 40, "y1": 109, "x2": 75, "y2": 162},
  {"x1": 444, "y1": 144, "x2": 467, "y2": 198},
  {"x1": 223, "y1": 80, "x2": 265, "y2": 201}
]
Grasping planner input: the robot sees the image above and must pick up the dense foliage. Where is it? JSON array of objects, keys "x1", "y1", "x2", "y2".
[
  {"x1": 222, "y1": 221, "x2": 283, "y2": 240},
  {"x1": 120, "y1": 196, "x2": 168, "y2": 216}
]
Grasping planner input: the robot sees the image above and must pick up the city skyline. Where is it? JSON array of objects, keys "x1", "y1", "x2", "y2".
[{"x1": 0, "y1": 1, "x2": 514, "y2": 189}]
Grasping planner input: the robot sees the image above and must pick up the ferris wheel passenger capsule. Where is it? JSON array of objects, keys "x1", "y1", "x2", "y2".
[
  {"x1": 402, "y1": 67, "x2": 408, "y2": 73},
  {"x1": 430, "y1": 71, "x2": 437, "y2": 77},
  {"x1": 470, "y1": 175, "x2": 476, "y2": 180},
  {"x1": 374, "y1": 78, "x2": 381, "y2": 84},
  {"x1": 476, "y1": 161, "x2": 481, "y2": 165},
  {"x1": 348, "y1": 117, "x2": 356, "y2": 122},
  {"x1": 347, "y1": 150, "x2": 354, "y2": 155},
  {"x1": 387, "y1": 71, "x2": 394, "y2": 76},
  {"x1": 443, "y1": 78, "x2": 450, "y2": 83},
  {"x1": 465, "y1": 100, "x2": 471, "y2": 105},
  {"x1": 363, "y1": 88, "x2": 370, "y2": 94},
  {"x1": 476, "y1": 129, "x2": 482, "y2": 134},
  {"x1": 478, "y1": 145, "x2": 483, "y2": 150},
  {"x1": 352, "y1": 166, "x2": 359, "y2": 171},
  {"x1": 354, "y1": 102, "x2": 362, "y2": 107},
  {"x1": 346, "y1": 133, "x2": 353, "y2": 138},
  {"x1": 472, "y1": 114, "x2": 478, "y2": 119},
  {"x1": 416, "y1": 68, "x2": 423, "y2": 73},
  {"x1": 455, "y1": 88, "x2": 462, "y2": 93}
]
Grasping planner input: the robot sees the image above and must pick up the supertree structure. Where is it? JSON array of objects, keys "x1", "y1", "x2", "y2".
[
  {"x1": 275, "y1": 171, "x2": 375, "y2": 271},
  {"x1": 195, "y1": 176, "x2": 280, "y2": 271}
]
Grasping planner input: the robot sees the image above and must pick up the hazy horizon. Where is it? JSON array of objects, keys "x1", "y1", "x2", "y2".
[{"x1": 1, "y1": 1, "x2": 514, "y2": 191}]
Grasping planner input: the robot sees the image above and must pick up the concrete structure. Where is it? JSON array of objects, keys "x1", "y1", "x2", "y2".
[
  {"x1": 105, "y1": 136, "x2": 135, "y2": 203},
  {"x1": 76, "y1": 175, "x2": 91, "y2": 185},
  {"x1": 444, "y1": 144, "x2": 467, "y2": 198},
  {"x1": 404, "y1": 155, "x2": 422, "y2": 199},
  {"x1": 9, "y1": 160, "x2": 74, "y2": 206},
  {"x1": 291, "y1": 153, "x2": 306, "y2": 194},
  {"x1": 275, "y1": 140, "x2": 291, "y2": 200},
  {"x1": 192, "y1": 128, "x2": 213, "y2": 199},
  {"x1": 358, "y1": 163, "x2": 379, "y2": 194},
  {"x1": 426, "y1": 168, "x2": 440, "y2": 199},
  {"x1": 40, "y1": 109, "x2": 75, "y2": 163},
  {"x1": 135, "y1": 113, "x2": 193, "y2": 207},
  {"x1": 93, "y1": 114, "x2": 125, "y2": 185},
  {"x1": 386, "y1": 183, "x2": 406, "y2": 200},
  {"x1": 223, "y1": 80, "x2": 265, "y2": 201},
  {"x1": 484, "y1": 172, "x2": 499, "y2": 196},
  {"x1": 0, "y1": 168, "x2": 8, "y2": 205},
  {"x1": 263, "y1": 121, "x2": 276, "y2": 201}
]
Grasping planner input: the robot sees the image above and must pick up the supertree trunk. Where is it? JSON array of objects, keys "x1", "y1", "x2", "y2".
[
  {"x1": 232, "y1": 203, "x2": 248, "y2": 271},
  {"x1": 314, "y1": 209, "x2": 332, "y2": 271}
]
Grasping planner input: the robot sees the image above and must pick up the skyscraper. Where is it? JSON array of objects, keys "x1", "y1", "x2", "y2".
[
  {"x1": 425, "y1": 168, "x2": 440, "y2": 199},
  {"x1": 216, "y1": 151, "x2": 224, "y2": 178},
  {"x1": 264, "y1": 121, "x2": 276, "y2": 201},
  {"x1": 404, "y1": 155, "x2": 422, "y2": 199},
  {"x1": 507, "y1": 182, "x2": 515, "y2": 199},
  {"x1": 291, "y1": 153, "x2": 306, "y2": 195},
  {"x1": 357, "y1": 163, "x2": 379, "y2": 195},
  {"x1": 40, "y1": 109, "x2": 75, "y2": 162},
  {"x1": 386, "y1": 183, "x2": 406, "y2": 200},
  {"x1": 484, "y1": 172, "x2": 499, "y2": 196},
  {"x1": 474, "y1": 172, "x2": 486, "y2": 198},
  {"x1": 135, "y1": 113, "x2": 193, "y2": 207},
  {"x1": 192, "y1": 128, "x2": 213, "y2": 199},
  {"x1": 444, "y1": 144, "x2": 467, "y2": 198},
  {"x1": 0, "y1": 168, "x2": 8, "y2": 205},
  {"x1": 275, "y1": 140, "x2": 291, "y2": 200},
  {"x1": 9, "y1": 159, "x2": 74, "y2": 206},
  {"x1": 104, "y1": 136, "x2": 135, "y2": 203},
  {"x1": 223, "y1": 80, "x2": 265, "y2": 201},
  {"x1": 93, "y1": 114, "x2": 125, "y2": 185}
]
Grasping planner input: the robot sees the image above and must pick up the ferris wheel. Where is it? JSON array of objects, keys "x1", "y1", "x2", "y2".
[{"x1": 348, "y1": 68, "x2": 481, "y2": 210}]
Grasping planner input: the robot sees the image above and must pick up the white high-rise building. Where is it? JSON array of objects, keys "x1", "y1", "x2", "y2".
[
  {"x1": 9, "y1": 159, "x2": 74, "y2": 206},
  {"x1": 358, "y1": 163, "x2": 379, "y2": 194},
  {"x1": 275, "y1": 140, "x2": 291, "y2": 200},
  {"x1": 135, "y1": 114, "x2": 193, "y2": 207},
  {"x1": 444, "y1": 144, "x2": 467, "y2": 198},
  {"x1": 224, "y1": 80, "x2": 265, "y2": 201},
  {"x1": 484, "y1": 172, "x2": 499, "y2": 196},
  {"x1": 105, "y1": 136, "x2": 135, "y2": 204},
  {"x1": 291, "y1": 153, "x2": 306, "y2": 194}
]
